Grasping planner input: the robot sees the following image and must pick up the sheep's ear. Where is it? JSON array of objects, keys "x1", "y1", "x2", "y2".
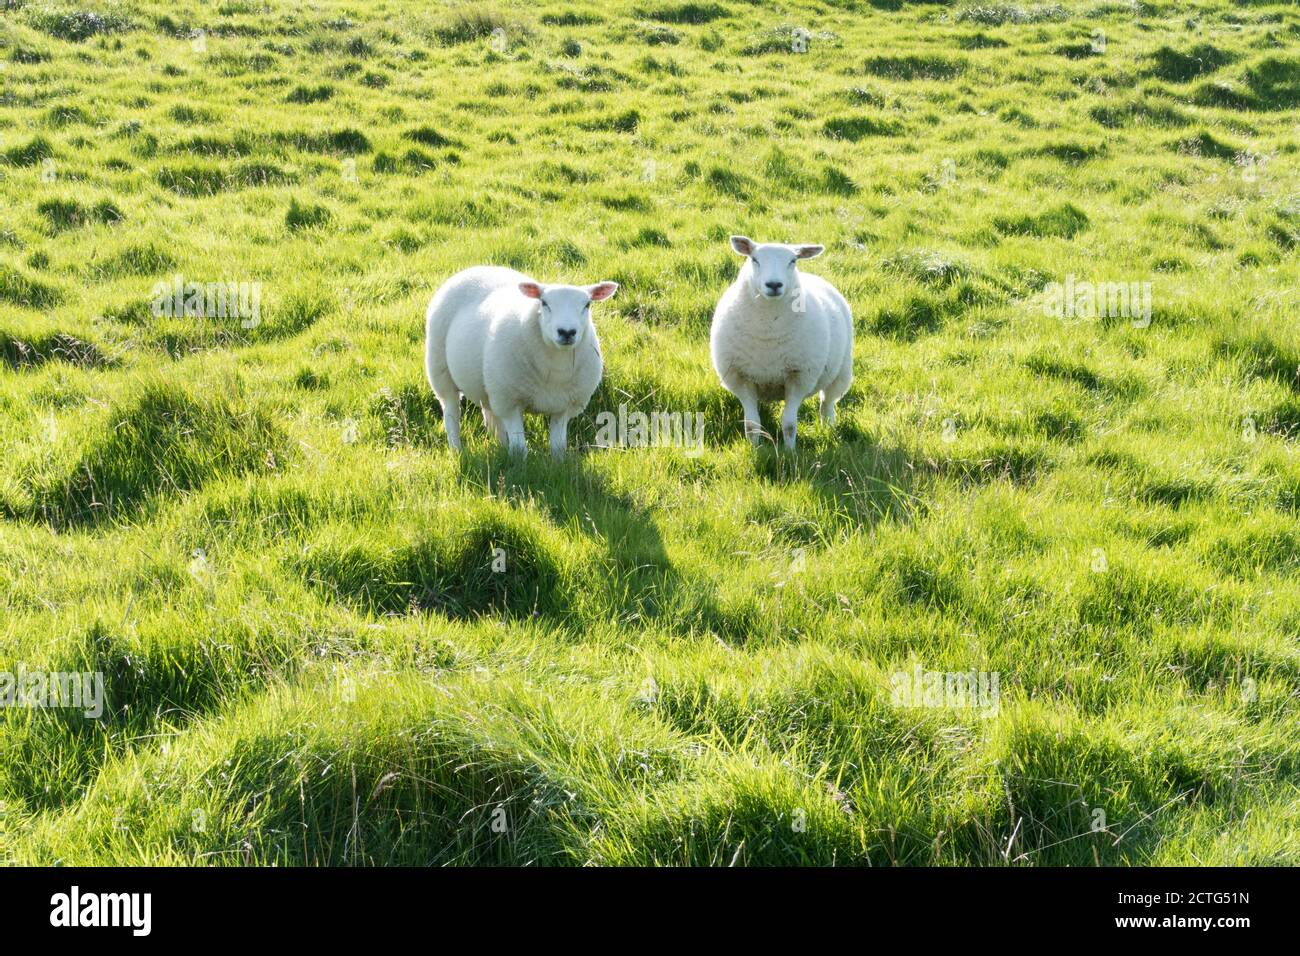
[
  {"x1": 518, "y1": 282, "x2": 543, "y2": 299},
  {"x1": 587, "y1": 281, "x2": 618, "y2": 302},
  {"x1": 730, "y1": 235, "x2": 755, "y2": 256},
  {"x1": 794, "y1": 244, "x2": 825, "y2": 260}
]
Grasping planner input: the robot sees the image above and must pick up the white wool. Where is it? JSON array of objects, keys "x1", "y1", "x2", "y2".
[
  {"x1": 424, "y1": 266, "x2": 615, "y2": 457},
  {"x1": 710, "y1": 238, "x2": 853, "y2": 449}
]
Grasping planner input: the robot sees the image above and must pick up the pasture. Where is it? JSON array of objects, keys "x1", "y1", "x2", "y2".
[{"x1": 0, "y1": 0, "x2": 1297, "y2": 865}]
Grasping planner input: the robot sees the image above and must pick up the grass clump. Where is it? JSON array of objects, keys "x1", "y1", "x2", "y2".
[
  {"x1": 27, "y1": 7, "x2": 132, "y2": 41},
  {"x1": 285, "y1": 198, "x2": 332, "y2": 230},
  {"x1": 2, "y1": 135, "x2": 55, "y2": 166},
  {"x1": 993, "y1": 202, "x2": 1089, "y2": 238},
  {"x1": 37, "y1": 197, "x2": 124, "y2": 232},
  {"x1": 0, "y1": 263, "x2": 63, "y2": 308},
  {"x1": 1144, "y1": 44, "x2": 1235, "y2": 83},
  {"x1": 298, "y1": 506, "x2": 570, "y2": 619},
  {"x1": 637, "y1": 2, "x2": 730, "y2": 24},
  {"x1": 434, "y1": 4, "x2": 520, "y2": 44},
  {"x1": 1, "y1": 330, "x2": 106, "y2": 369},
  {"x1": 32, "y1": 382, "x2": 293, "y2": 527}
]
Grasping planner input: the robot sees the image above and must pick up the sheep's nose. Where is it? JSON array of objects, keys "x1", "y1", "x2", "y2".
[
  {"x1": 557, "y1": 328, "x2": 576, "y2": 343},
  {"x1": 765, "y1": 281, "x2": 784, "y2": 293}
]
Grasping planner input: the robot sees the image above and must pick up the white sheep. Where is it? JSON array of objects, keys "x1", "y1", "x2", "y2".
[
  {"x1": 710, "y1": 236, "x2": 853, "y2": 449},
  {"x1": 424, "y1": 266, "x2": 618, "y2": 457}
]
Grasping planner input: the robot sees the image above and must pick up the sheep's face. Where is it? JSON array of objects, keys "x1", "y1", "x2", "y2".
[
  {"x1": 519, "y1": 281, "x2": 618, "y2": 349},
  {"x1": 730, "y1": 236, "x2": 825, "y2": 300}
]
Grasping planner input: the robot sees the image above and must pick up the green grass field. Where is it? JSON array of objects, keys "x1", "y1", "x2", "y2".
[{"x1": 1, "y1": 0, "x2": 1298, "y2": 866}]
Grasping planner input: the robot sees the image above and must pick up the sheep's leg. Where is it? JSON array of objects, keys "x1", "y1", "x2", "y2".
[
  {"x1": 781, "y1": 382, "x2": 809, "y2": 450},
  {"x1": 437, "y1": 394, "x2": 461, "y2": 451},
  {"x1": 427, "y1": 369, "x2": 462, "y2": 451},
  {"x1": 499, "y1": 407, "x2": 527, "y2": 457},
  {"x1": 819, "y1": 392, "x2": 837, "y2": 427},
  {"x1": 427, "y1": 370, "x2": 463, "y2": 452},
  {"x1": 548, "y1": 413, "x2": 571, "y2": 459},
  {"x1": 729, "y1": 380, "x2": 763, "y2": 446},
  {"x1": 482, "y1": 406, "x2": 506, "y2": 442},
  {"x1": 820, "y1": 355, "x2": 852, "y2": 429}
]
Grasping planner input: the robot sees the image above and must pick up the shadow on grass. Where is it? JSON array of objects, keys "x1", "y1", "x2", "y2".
[
  {"x1": 420, "y1": 384, "x2": 916, "y2": 642},
  {"x1": 30, "y1": 382, "x2": 293, "y2": 531},
  {"x1": 450, "y1": 430, "x2": 756, "y2": 640},
  {"x1": 718, "y1": 393, "x2": 919, "y2": 535}
]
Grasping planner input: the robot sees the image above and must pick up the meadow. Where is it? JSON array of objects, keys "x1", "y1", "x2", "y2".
[{"x1": 0, "y1": 0, "x2": 1297, "y2": 865}]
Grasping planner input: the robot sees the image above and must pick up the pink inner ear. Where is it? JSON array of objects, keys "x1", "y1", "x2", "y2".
[
  {"x1": 519, "y1": 282, "x2": 543, "y2": 299},
  {"x1": 588, "y1": 282, "x2": 618, "y2": 302}
]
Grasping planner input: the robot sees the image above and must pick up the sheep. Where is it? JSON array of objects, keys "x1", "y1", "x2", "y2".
[
  {"x1": 424, "y1": 266, "x2": 618, "y2": 457},
  {"x1": 709, "y1": 236, "x2": 853, "y2": 450}
]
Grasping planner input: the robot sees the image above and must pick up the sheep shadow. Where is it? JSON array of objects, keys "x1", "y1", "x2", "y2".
[
  {"x1": 451, "y1": 429, "x2": 751, "y2": 640},
  {"x1": 714, "y1": 390, "x2": 920, "y2": 537},
  {"x1": 443, "y1": 390, "x2": 916, "y2": 643}
]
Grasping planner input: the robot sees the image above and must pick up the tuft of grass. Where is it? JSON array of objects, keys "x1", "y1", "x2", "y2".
[
  {"x1": 955, "y1": 4, "x2": 1066, "y2": 26},
  {"x1": 637, "y1": 2, "x2": 730, "y2": 24},
  {"x1": 434, "y1": 4, "x2": 519, "y2": 44},
  {"x1": 27, "y1": 7, "x2": 132, "y2": 42},
  {"x1": 286, "y1": 84, "x2": 334, "y2": 104},
  {"x1": 1242, "y1": 56, "x2": 1300, "y2": 111},
  {"x1": 0, "y1": 263, "x2": 63, "y2": 308},
  {"x1": 993, "y1": 202, "x2": 1089, "y2": 238},
  {"x1": 157, "y1": 163, "x2": 229, "y2": 196},
  {"x1": 298, "y1": 506, "x2": 570, "y2": 619},
  {"x1": 32, "y1": 382, "x2": 294, "y2": 527},
  {"x1": 822, "y1": 115, "x2": 901, "y2": 140},
  {"x1": 2, "y1": 135, "x2": 55, "y2": 166},
  {"x1": 37, "y1": 197, "x2": 123, "y2": 232},
  {"x1": 863, "y1": 54, "x2": 965, "y2": 81},
  {"x1": 1145, "y1": 44, "x2": 1235, "y2": 83},
  {"x1": 11, "y1": 45, "x2": 53, "y2": 64},
  {"x1": 1175, "y1": 130, "x2": 1242, "y2": 162},
  {"x1": 1, "y1": 330, "x2": 106, "y2": 370},
  {"x1": 89, "y1": 241, "x2": 176, "y2": 279},
  {"x1": 403, "y1": 125, "x2": 454, "y2": 147},
  {"x1": 285, "y1": 198, "x2": 332, "y2": 230}
]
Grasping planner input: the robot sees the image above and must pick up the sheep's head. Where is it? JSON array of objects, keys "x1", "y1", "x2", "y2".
[
  {"x1": 519, "y1": 280, "x2": 618, "y2": 349},
  {"x1": 730, "y1": 236, "x2": 824, "y2": 300}
]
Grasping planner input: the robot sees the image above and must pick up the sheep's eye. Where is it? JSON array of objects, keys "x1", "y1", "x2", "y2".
[{"x1": 789, "y1": 258, "x2": 797, "y2": 266}]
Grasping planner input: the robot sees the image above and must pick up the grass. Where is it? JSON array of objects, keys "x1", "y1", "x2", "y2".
[{"x1": 0, "y1": 0, "x2": 1297, "y2": 866}]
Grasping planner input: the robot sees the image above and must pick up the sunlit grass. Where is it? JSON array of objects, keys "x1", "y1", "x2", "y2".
[{"x1": 0, "y1": 0, "x2": 1297, "y2": 865}]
